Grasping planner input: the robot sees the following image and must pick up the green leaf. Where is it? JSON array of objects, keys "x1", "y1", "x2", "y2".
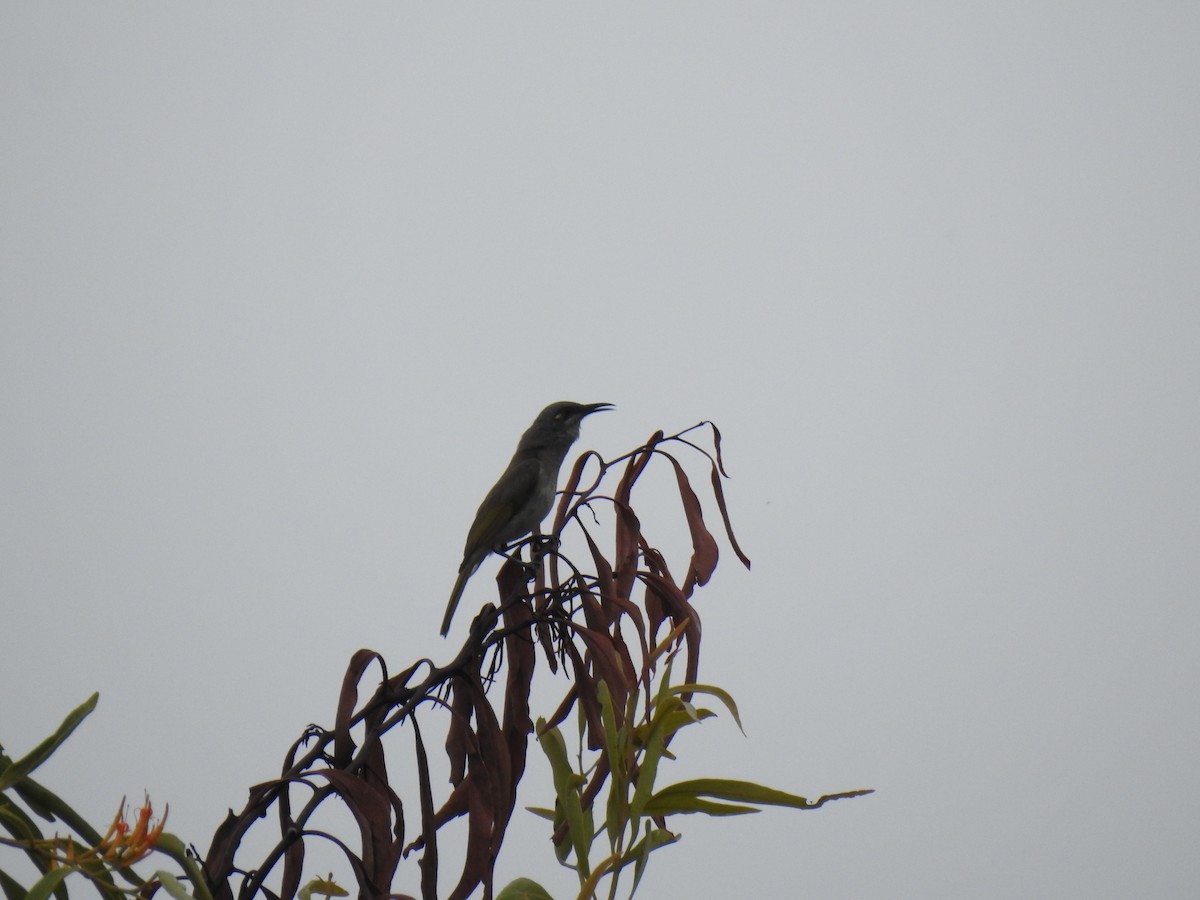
[
  {"x1": 496, "y1": 877, "x2": 556, "y2": 900},
  {"x1": 654, "y1": 705, "x2": 715, "y2": 740},
  {"x1": 11, "y1": 778, "x2": 105, "y2": 844},
  {"x1": 669, "y1": 683, "x2": 745, "y2": 734},
  {"x1": 1, "y1": 868, "x2": 31, "y2": 900},
  {"x1": 629, "y1": 692, "x2": 698, "y2": 829},
  {"x1": 0, "y1": 796, "x2": 59, "y2": 890},
  {"x1": 596, "y1": 681, "x2": 628, "y2": 849},
  {"x1": 650, "y1": 657, "x2": 676, "y2": 713},
  {"x1": 154, "y1": 834, "x2": 215, "y2": 900},
  {"x1": 24, "y1": 868, "x2": 72, "y2": 900},
  {"x1": 71, "y1": 852, "x2": 123, "y2": 900},
  {"x1": 627, "y1": 704, "x2": 668, "y2": 830},
  {"x1": 153, "y1": 871, "x2": 196, "y2": 900},
  {"x1": 626, "y1": 827, "x2": 678, "y2": 893},
  {"x1": 0, "y1": 694, "x2": 99, "y2": 792},
  {"x1": 644, "y1": 795, "x2": 760, "y2": 816},
  {"x1": 0, "y1": 793, "x2": 45, "y2": 841},
  {"x1": 645, "y1": 778, "x2": 874, "y2": 815},
  {"x1": 298, "y1": 874, "x2": 349, "y2": 899},
  {"x1": 536, "y1": 719, "x2": 591, "y2": 876},
  {"x1": 154, "y1": 833, "x2": 188, "y2": 857}
]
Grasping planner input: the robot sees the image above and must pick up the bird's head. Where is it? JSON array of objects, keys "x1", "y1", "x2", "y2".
[{"x1": 521, "y1": 401, "x2": 613, "y2": 449}]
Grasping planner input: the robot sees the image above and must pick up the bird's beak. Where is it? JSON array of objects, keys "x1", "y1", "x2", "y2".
[{"x1": 581, "y1": 402, "x2": 614, "y2": 417}]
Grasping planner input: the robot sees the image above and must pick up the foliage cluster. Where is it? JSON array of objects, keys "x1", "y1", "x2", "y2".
[{"x1": 1, "y1": 424, "x2": 870, "y2": 900}]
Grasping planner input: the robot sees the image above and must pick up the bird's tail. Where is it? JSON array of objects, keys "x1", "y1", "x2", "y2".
[{"x1": 441, "y1": 563, "x2": 475, "y2": 636}]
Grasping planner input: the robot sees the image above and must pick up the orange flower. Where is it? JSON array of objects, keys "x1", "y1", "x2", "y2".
[{"x1": 96, "y1": 795, "x2": 168, "y2": 866}]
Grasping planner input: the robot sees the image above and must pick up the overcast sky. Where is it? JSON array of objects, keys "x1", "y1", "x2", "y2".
[{"x1": 3, "y1": 4, "x2": 1199, "y2": 898}]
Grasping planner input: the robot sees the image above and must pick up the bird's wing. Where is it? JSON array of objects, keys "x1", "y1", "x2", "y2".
[
  {"x1": 464, "y1": 456, "x2": 542, "y2": 554},
  {"x1": 443, "y1": 458, "x2": 542, "y2": 637}
]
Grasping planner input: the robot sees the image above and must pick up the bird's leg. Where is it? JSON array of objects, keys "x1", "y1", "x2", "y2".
[
  {"x1": 496, "y1": 543, "x2": 526, "y2": 564},
  {"x1": 498, "y1": 533, "x2": 560, "y2": 582},
  {"x1": 497, "y1": 539, "x2": 540, "y2": 580}
]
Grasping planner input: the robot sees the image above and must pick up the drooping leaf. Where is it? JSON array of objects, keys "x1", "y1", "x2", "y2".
[
  {"x1": 308, "y1": 769, "x2": 401, "y2": 894},
  {"x1": 279, "y1": 830, "x2": 305, "y2": 900},
  {"x1": 442, "y1": 674, "x2": 510, "y2": 900},
  {"x1": 668, "y1": 683, "x2": 745, "y2": 734},
  {"x1": 332, "y1": 650, "x2": 385, "y2": 767},
  {"x1": 443, "y1": 674, "x2": 475, "y2": 785},
  {"x1": 611, "y1": 500, "x2": 643, "y2": 603},
  {"x1": 558, "y1": 640, "x2": 603, "y2": 750},
  {"x1": 500, "y1": 599, "x2": 537, "y2": 826},
  {"x1": 705, "y1": 421, "x2": 730, "y2": 478},
  {"x1": 572, "y1": 624, "x2": 632, "y2": 737},
  {"x1": 639, "y1": 560, "x2": 702, "y2": 688},
  {"x1": 581, "y1": 527, "x2": 649, "y2": 680},
  {"x1": 553, "y1": 449, "x2": 606, "y2": 532},
  {"x1": 409, "y1": 714, "x2": 438, "y2": 900},
  {"x1": 646, "y1": 778, "x2": 874, "y2": 816},
  {"x1": 660, "y1": 451, "x2": 720, "y2": 594},
  {"x1": 708, "y1": 463, "x2": 751, "y2": 569}
]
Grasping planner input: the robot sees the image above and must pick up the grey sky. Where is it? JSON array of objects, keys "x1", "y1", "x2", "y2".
[{"x1": 3, "y1": 4, "x2": 1198, "y2": 898}]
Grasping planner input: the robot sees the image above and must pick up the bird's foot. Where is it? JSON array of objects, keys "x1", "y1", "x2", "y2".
[{"x1": 531, "y1": 534, "x2": 560, "y2": 563}]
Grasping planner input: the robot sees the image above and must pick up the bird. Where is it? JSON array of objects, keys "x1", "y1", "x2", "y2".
[{"x1": 440, "y1": 400, "x2": 613, "y2": 636}]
